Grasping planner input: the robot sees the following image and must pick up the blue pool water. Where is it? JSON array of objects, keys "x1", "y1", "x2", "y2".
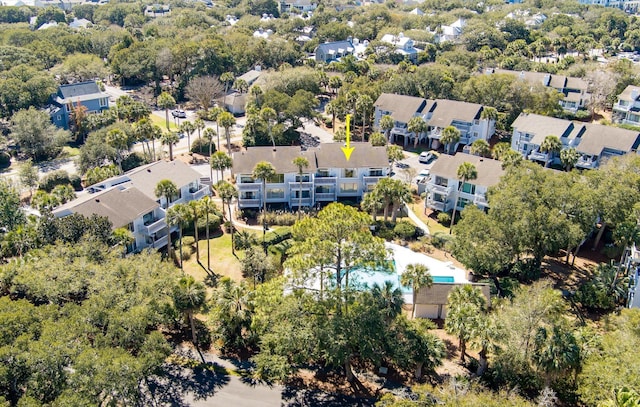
[{"x1": 347, "y1": 265, "x2": 454, "y2": 294}]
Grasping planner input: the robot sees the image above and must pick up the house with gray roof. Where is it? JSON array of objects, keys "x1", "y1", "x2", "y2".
[
  {"x1": 511, "y1": 112, "x2": 640, "y2": 168},
  {"x1": 613, "y1": 85, "x2": 640, "y2": 125},
  {"x1": 424, "y1": 153, "x2": 504, "y2": 213},
  {"x1": 233, "y1": 143, "x2": 389, "y2": 209},
  {"x1": 373, "y1": 93, "x2": 495, "y2": 152},
  {"x1": 55, "y1": 160, "x2": 210, "y2": 252},
  {"x1": 49, "y1": 81, "x2": 110, "y2": 131},
  {"x1": 279, "y1": 0, "x2": 317, "y2": 13},
  {"x1": 485, "y1": 68, "x2": 590, "y2": 113},
  {"x1": 315, "y1": 40, "x2": 355, "y2": 63},
  {"x1": 53, "y1": 186, "x2": 166, "y2": 253}
]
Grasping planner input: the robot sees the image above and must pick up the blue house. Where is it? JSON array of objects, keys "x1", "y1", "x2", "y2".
[{"x1": 49, "y1": 81, "x2": 110, "y2": 130}]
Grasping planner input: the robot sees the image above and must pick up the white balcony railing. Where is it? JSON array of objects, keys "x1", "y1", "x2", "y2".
[
  {"x1": 315, "y1": 177, "x2": 337, "y2": 184},
  {"x1": 528, "y1": 150, "x2": 549, "y2": 162},
  {"x1": 473, "y1": 194, "x2": 488, "y2": 206},
  {"x1": 315, "y1": 192, "x2": 335, "y2": 200},
  {"x1": 427, "y1": 200, "x2": 447, "y2": 211},
  {"x1": 575, "y1": 156, "x2": 598, "y2": 169},
  {"x1": 144, "y1": 218, "x2": 167, "y2": 235},
  {"x1": 363, "y1": 176, "x2": 384, "y2": 184},
  {"x1": 238, "y1": 198, "x2": 261, "y2": 207},
  {"x1": 427, "y1": 183, "x2": 451, "y2": 195},
  {"x1": 189, "y1": 186, "x2": 208, "y2": 201}
]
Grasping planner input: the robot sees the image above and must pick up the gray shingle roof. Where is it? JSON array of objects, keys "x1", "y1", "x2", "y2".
[
  {"x1": 429, "y1": 153, "x2": 504, "y2": 187},
  {"x1": 429, "y1": 99, "x2": 483, "y2": 128},
  {"x1": 374, "y1": 93, "x2": 428, "y2": 124},
  {"x1": 124, "y1": 160, "x2": 202, "y2": 200},
  {"x1": 232, "y1": 143, "x2": 388, "y2": 174},
  {"x1": 511, "y1": 113, "x2": 576, "y2": 145},
  {"x1": 577, "y1": 123, "x2": 640, "y2": 156},
  {"x1": 316, "y1": 40, "x2": 354, "y2": 54},
  {"x1": 58, "y1": 81, "x2": 103, "y2": 99},
  {"x1": 53, "y1": 187, "x2": 159, "y2": 229},
  {"x1": 232, "y1": 146, "x2": 317, "y2": 174}
]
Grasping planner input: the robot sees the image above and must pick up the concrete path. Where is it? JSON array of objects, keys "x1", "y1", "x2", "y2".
[{"x1": 405, "y1": 203, "x2": 430, "y2": 236}]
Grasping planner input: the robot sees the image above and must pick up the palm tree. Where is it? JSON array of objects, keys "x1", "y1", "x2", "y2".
[
  {"x1": 379, "y1": 115, "x2": 394, "y2": 143},
  {"x1": 187, "y1": 200, "x2": 202, "y2": 263},
  {"x1": 390, "y1": 181, "x2": 413, "y2": 223},
  {"x1": 134, "y1": 118, "x2": 154, "y2": 161},
  {"x1": 386, "y1": 145, "x2": 404, "y2": 175},
  {"x1": 361, "y1": 190, "x2": 384, "y2": 222},
  {"x1": 106, "y1": 128, "x2": 129, "y2": 171},
  {"x1": 445, "y1": 284, "x2": 486, "y2": 363},
  {"x1": 501, "y1": 150, "x2": 523, "y2": 169},
  {"x1": 194, "y1": 118, "x2": 205, "y2": 143},
  {"x1": 407, "y1": 116, "x2": 427, "y2": 149},
  {"x1": 450, "y1": 162, "x2": 477, "y2": 233},
  {"x1": 470, "y1": 139, "x2": 491, "y2": 157},
  {"x1": 173, "y1": 275, "x2": 207, "y2": 355},
  {"x1": 325, "y1": 101, "x2": 337, "y2": 133},
  {"x1": 260, "y1": 107, "x2": 277, "y2": 149},
  {"x1": 214, "y1": 180, "x2": 238, "y2": 254},
  {"x1": 532, "y1": 325, "x2": 580, "y2": 387},
  {"x1": 218, "y1": 111, "x2": 236, "y2": 153},
  {"x1": 369, "y1": 132, "x2": 387, "y2": 147},
  {"x1": 155, "y1": 179, "x2": 178, "y2": 256},
  {"x1": 328, "y1": 75, "x2": 342, "y2": 96},
  {"x1": 356, "y1": 94, "x2": 373, "y2": 141},
  {"x1": 252, "y1": 161, "x2": 276, "y2": 254},
  {"x1": 166, "y1": 203, "x2": 191, "y2": 270},
  {"x1": 540, "y1": 135, "x2": 562, "y2": 167},
  {"x1": 210, "y1": 151, "x2": 233, "y2": 183},
  {"x1": 292, "y1": 156, "x2": 309, "y2": 219},
  {"x1": 371, "y1": 281, "x2": 404, "y2": 322},
  {"x1": 161, "y1": 131, "x2": 180, "y2": 161},
  {"x1": 440, "y1": 125, "x2": 461, "y2": 155},
  {"x1": 480, "y1": 106, "x2": 498, "y2": 137},
  {"x1": 180, "y1": 120, "x2": 196, "y2": 153},
  {"x1": 210, "y1": 106, "x2": 224, "y2": 151},
  {"x1": 250, "y1": 85, "x2": 263, "y2": 108},
  {"x1": 220, "y1": 72, "x2": 235, "y2": 107},
  {"x1": 155, "y1": 179, "x2": 178, "y2": 210},
  {"x1": 234, "y1": 230, "x2": 258, "y2": 251},
  {"x1": 400, "y1": 263, "x2": 433, "y2": 318},
  {"x1": 112, "y1": 227, "x2": 134, "y2": 257},
  {"x1": 560, "y1": 147, "x2": 580, "y2": 171},
  {"x1": 491, "y1": 142, "x2": 511, "y2": 160},
  {"x1": 233, "y1": 78, "x2": 248, "y2": 93},
  {"x1": 157, "y1": 92, "x2": 176, "y2": 132},
  {"x1": 199, "y1": 196, "x2": 218, "y2": 272}
]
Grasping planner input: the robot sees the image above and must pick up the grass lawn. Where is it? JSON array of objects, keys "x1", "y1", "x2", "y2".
[
  {"x1": 182, "y1": 231, "x2": 243, "y2": 285},
  {"x1": 61, "y1": 146, "x2": 80, "y2": 157},
  {"x1": 409, "y1": 200, "x2": 450, "y2": 235},
  {"x1": 150, "y1": 112, "x2": 178, "y2": 130}
]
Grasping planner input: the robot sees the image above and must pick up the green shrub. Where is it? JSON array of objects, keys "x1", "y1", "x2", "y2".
[
  {"x1": 191, "y1": 137, "x2": 215, "y2": 155},
  {"x1": 121, "y1": 152, "x2": 145, "y2": 172},
  {"x1": 39, "y1": 170, "x2": 72, "y2": 192},
  {"x1": 509, "y1": 258, "x2": 541, "y2": 282},
  {"x1": 179, "y1": 249, "x2": 192, "y2": 261},
  {"x1": 69, "y1": 174, "x2": 82, "y2": 191},
  {"x1": 264, "y1": 227, "x2": 292, "y2": 246},
  {"x1": 436, "y1": 212, "x2": 451, "y2": 225},
  {"x1": 393, "y1": 221, "x2": 416, "y2": 240},
  {"x1": 184, "y1": 214, "x2": 222, "y2": 237},
  {"x1": 259, "y1": 211, "x2": 298, "y2": 226},
  {"x1": 0, "y1": 151, "x2": 10, "y2": 168},
  {"x1": 182, "y1": 236, "x2": 196, "y2": 247},
  {"x1": 430, "y1": 232, "x2": 454, "y2": 251}
]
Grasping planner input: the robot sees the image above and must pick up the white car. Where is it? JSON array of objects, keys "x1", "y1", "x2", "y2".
[
  {"x1": 419, "y1": 151, "x2": 436, "y2": 164},
  {"x1": 415, "y1": 169, "x2": 430, "y2": 184}
]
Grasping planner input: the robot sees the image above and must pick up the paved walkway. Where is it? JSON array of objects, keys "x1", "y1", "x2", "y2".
[{"x1": 405, "y1": 203, "x2": 430, "y2": 236}]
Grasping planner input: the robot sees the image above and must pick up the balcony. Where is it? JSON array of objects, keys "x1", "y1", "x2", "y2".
[
  {"x1": 238, "y1": 183, "x2": 262, "y2": 191},
  {"x1": 575, "y1": 156, "x2": 598, "y2": 169},
  {"x1": 528, "y1": 150, "x2": 549, "y2": 162},
  {"x1": 238, "y1": 198, "x2": 261, "y2": 208},
  {"x1": 152, "y1": 234, "x2": 169, "y2": 249},
  {"x1": 614, "y1": 102, "x2": 631, "y2": 112},
  {"x1": 288, "y1": 181, "x2": 314, "y2": 189},
  {"x1": 391, "y1": 126, "x2": 409, "y2": 135},
  {"x1": 363, "y1": 176, "x2": 384, "y2": 185},
  {"x1": 473, "y1": 194, "x2": 488, "y2": 207},
  {"x1": 427, "y1": 200, "x2": 447, "y2": 211},
  {"x1": 316, "y1": 192, "x2": 335, "y2": 200},
  {"x1": 188, "y1": 186, "x2": 209, "y2": 201},
  {"x1": 144, "y1": 217, "x2": 167, "y2": 235},
  {"x1": 290, "y1": 197, "x2": 313, "y2": 207},
  {"x1": 427, "y1": 183, "x2": 451, "y2": 195},
  {"x1": 429, "y1": 129, "x2": 442, "y2": 139},
  {"x1": 315, "y1": 176, "x2": 337, "y2": 184}
]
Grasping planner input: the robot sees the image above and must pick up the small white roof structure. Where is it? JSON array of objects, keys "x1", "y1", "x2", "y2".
[
  {"x1": 37, "y1": 21, "x2": 58, "y2": 30},
  {"x1": 69, "y1": 17, "x2": 91, "y2": 29},
  {"x1": 410, "y1": 7, "x2": 424, "y2": 15}
]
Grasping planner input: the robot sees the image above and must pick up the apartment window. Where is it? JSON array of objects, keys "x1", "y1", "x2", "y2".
[
  {"x1": 294, "y1": 190, "x2": 310, "y2": 198},
  {"x1": 316, "y1": 185, "x2": 331, "y2": 194},
  {"x1": 316, "y1": 169, "x2": 330, "y2": 177},
  {"x1": 458, "y1": 197, "x2": 472, "y2": 208},
  {"x1": 170, "y1": 190, "x2": 182, "y2": 203},
  {"x1": 267, "y1": 174, "x2": 284, "y2": 183},
  {"x1": 474, "y1": 120, "x2": 480, "y2": 125},
  {"x1": 343, "y1": 168, "x2": 356, "y2": 178},
  {"x1": 295, "y1": 174, "x2": 310, "y2": 182},
  {"x1": 242, "y1": 191, "x2": 256, "y2": 199},
  {"x1": 340, "y1": 183, "x2": 358, "y2": 193},
  {"x1": 628, "y1": 114, "x2": 640, "y2": 123},
  {"x1": 619, "y1": 100, "x2": 629, "y2": 107},
  {"x1": 56, "y1": 115, "x2": 62, "y2": 121},
  {"x1": 266, "y1": 188, "x2": 284, "y2": 199},
  {"x1": 66, "y1": 103, "x2": 72, "y2": 111},
  {"x1": 433, "y1": 193, "x2": 446, "y2": 203},
  {"x1": 127, "y1": 222, "x2": 135, "y2": 232},
  {"x1": 473, "y1": 132, "x2": 478, "y2": 138},
  {"x1": 369, "y1": 168, "x2": 383, "y2": 176},
  {"x1": 99, "y1": 98, "x2": 108, "y2": 107},
  {"x1": 239, "y1": 175, "x2": 255, "y2": 183},
  {"x1": 461, "y1": 182, "x2": 475, "y2": 194},
  {"x1": 435, "y1": 176, "x2": 448, "y2": 187}
]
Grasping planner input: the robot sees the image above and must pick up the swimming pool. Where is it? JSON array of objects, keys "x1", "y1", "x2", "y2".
[{"x1": 347, "y1": 266, "x2": 455, "y2": 294}]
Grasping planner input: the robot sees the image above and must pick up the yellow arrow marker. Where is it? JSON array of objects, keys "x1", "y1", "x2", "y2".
[{"x1": 341, "y1": 114, "x2": 355, "y2": 161}]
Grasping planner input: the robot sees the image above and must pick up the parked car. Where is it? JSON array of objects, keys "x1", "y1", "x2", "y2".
[
  {"x1": 419, "y1": 151, "x2": 436, "y2": 164},
  {"x1": 172, "y1": 109, "x2": 187, "y2": 118},
  {"x1": 415, "y1": 169, "x2": 430, "y2": 184}
]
